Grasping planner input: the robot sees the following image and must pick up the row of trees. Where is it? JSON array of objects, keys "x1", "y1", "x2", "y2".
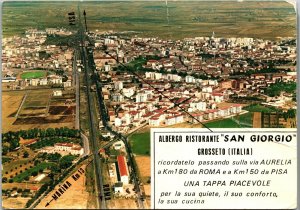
[{"x1": 3, "y1": 127, "x2": 80, "y2": 141}]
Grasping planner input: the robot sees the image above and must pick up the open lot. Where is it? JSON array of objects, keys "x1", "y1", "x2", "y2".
[
  {"x1": 2, "y1": 1, "x2": 296, "y2": 40},
  {"x1": 2, "y1": 197, "x2": 31, "y2": 209},
  {"x1": 135, "y1": 156, "x2": 150, "y2": 184},
  {"x1": 36, "y1": 165, "x2": 89, "y2": 209},
  {"x1": 107, "y1": 198, "x2": 138, "y2": 209}
]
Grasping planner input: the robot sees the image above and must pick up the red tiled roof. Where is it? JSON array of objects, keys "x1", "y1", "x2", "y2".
[
  {"x1": 212, "y1": 93, "x2": 223, "y2": 96},
  {"x1": 232, "y1": 104, "x2": 242, "y2": 107},
  {"x1": 117, "y1": 155, "x2": 128, "y2": 177},
  {"x1": 143, "y1": 113, "x2": 153, "y2": 118},
  {"x1": 55, "y1": 143, "x2": 73, "y2": 147},
  {"x1": 22, "y1": 139, "x2": 37, "y2": 145}
]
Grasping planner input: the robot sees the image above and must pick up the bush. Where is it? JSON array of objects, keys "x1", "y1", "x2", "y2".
[
  {"x1": 9, "y1": 179, "x2": 13, "y2": 183},
  {"x1": 23, "y1": 151, "x2": 29, "y2": 158},
  {"x1": 2, "y1": 177, "x2": 8, "y2": 183}
]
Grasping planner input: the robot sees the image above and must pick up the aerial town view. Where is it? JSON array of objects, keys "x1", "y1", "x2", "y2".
[{"x1": 1, "y1": 0, "x2": 297, "y2": 209}]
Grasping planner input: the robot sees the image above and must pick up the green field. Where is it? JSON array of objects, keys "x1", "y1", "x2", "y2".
[
  {"x1": 21, "y1": 71, "x2": 46, "y2": 79},
  {"x1": 205, "y1": 112, "x2": 253, "y2": 128},
  {"x1": 244, "y1": 104, "x2": 276, "y2": 113},
  {"x1": 205, "y1": 118, "x2": 243, "y2": 128},
  {"x1": 13, "y1": 162, "x2": 55, "y2": 183},
  {"x1": 2, "y1": 1, "x2": 296, "y2": 40},
  {"x1": 129, "y1": 132, "x2": 150, "y2": 156},
  {"x1": 129, "y1": 113, "x2": 253, "y2": 154}
]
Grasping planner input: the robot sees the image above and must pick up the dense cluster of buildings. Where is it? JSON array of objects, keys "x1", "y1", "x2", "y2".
[
  {"x1": 88, "y1": 31, "x2": 296, "y2": 132},
  {"x1": 2, "y1": 28, "x2": 75, "y2": 90}
]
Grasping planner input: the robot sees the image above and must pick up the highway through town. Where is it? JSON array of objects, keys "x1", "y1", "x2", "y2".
[
  {"x1": 87, "y1": 46, "x2": 145, "y2": 209},
  {"x1": 77, "y1": 3, "x2": 144, "y2": 209},
  {"x1": 77, "y1": 4, "x2": 106, "y2": 209}
]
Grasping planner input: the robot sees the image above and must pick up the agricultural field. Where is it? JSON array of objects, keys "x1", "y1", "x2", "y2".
[
  {"x1": 2, "y1": 91, "x2": 26, "y2": 132},
  {"x1": 13, "y1": 162, "x2": 55, "y2": 183},
  {"x1": 2, "y1": 89, "x2": 76, "y2": 132},
  {"x1": 20, "y1": 71, "x2": 46, "y2": 80},
  {"x1": 2, "y1": 1, "x2": 296, "y2": 40}
]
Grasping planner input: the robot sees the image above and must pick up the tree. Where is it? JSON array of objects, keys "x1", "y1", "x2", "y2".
[
  {"x1": 34, "y1": 160, "x2": 40, "y2": 166},
  {"x1": 31, "y1": 171, "x2": 38, "y2": 177},
  {"x1": 9, "y1": 179, "x2": 13, "y2": 183},
  {"x1": 23, "y1": 151, "x2": 29, "y2": 158},
  {"x1": 46, "y1": 153, "x2": 61, "y2": 162},
  {"x1": 49, "y1": 164, "x2": 61, "y2": 173},
  {"x1": 2, "y1": 145, "x2": 9, "y2": 155},
  {"x1": 59, "y1": 155, "x2": 75, "y2": 169},
  {"x1": 24, "y1": 176, "x2": 30, "y2": 181},
  {"x1": 2, "y1": 177, "x2": 8, "y2": 183}
]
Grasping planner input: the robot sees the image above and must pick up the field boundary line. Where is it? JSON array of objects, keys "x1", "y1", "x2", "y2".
[
  {"x1": 45, "y1": 92, "x2": 52, "y2": 116},
  {"x1": 15, "y1": 93, "x2": 28, "y2": 118}
]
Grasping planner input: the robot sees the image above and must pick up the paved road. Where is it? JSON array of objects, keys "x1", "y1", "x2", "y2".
[
  {"x1": 77, "y1": 4, "x2": 106, "y2": 209},
  {"x1": 73, "y1": 50, "x2": 80, "y2": 130},
  {"x1": 86, "y1": 51, "x2": 145, "y2": 209},
  {"x1": 77, "y1": 4, "x2": 144, "y2": 208},
  {"x1": 81, "y1": 132, "x2": 90, "y2": 156}
]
